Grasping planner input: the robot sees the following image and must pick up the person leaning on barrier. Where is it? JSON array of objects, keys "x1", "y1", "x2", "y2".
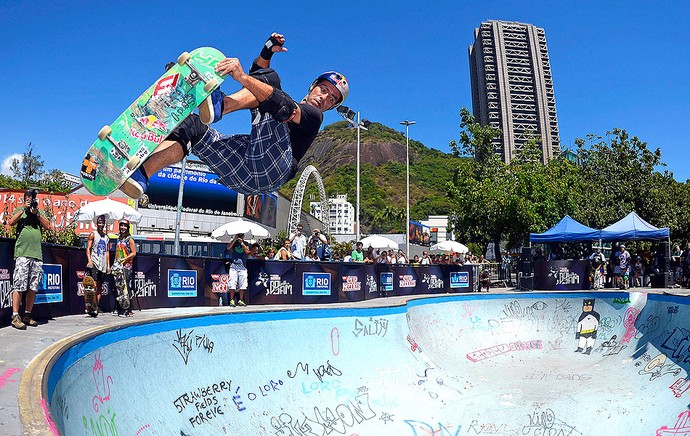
[
  {"x1": 351, "y1": 242, "x2": 364, "y2": 263},
  {"x1": 8, "y1": 189, "x2": 51, "y2": 330},
  {"x1": 276, "y1": 239, "x2": 296, "y2": 260},
  {"x1": 420, "y1": 251, "x2": 431, "y2": 265},
  {"x1": 363, "y1": 246, "x2": 376, "y2": 264}
]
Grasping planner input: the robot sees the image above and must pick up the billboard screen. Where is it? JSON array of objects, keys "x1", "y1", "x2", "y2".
[{"x1": 145, "y1": 161, "x2": 239, "y2": 216}]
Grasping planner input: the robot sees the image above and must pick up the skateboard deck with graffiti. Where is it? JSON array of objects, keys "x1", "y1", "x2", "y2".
[
  {"x1": 83, "y1": 276, "x2": 98, "y2": 317},
  {"x1": 112, "y1": 262, "x2": 131, "y2": 310},
  {"x1": 80, "y1": 47, "x2": 226, "y2": 196}
]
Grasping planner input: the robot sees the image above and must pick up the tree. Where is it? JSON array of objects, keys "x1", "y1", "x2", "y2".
[
  {"x1": 11, "y1": 142, "x2": 44, "y2": 186},
  {"x1": 446, "y1": 108, "x2": 507, "y2": 258}
]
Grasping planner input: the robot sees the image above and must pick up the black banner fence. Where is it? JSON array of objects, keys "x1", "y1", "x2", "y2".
[{"x1": 0, "y1": 238, "x2": 474, "y2": 327}]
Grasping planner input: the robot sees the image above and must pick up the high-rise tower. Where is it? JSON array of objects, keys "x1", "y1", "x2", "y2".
[{"x1": 469, "y1": 20, "x2": 560, "y2": 163}]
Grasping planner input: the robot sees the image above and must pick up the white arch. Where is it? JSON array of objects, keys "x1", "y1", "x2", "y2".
[{"x1": 288, "y1": 165, "x2": 329, "y2": 235}]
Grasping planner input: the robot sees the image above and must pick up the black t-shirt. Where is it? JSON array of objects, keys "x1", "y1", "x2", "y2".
[{"x1": 288, "y1": 103, "x2": 323, "y2": 176}]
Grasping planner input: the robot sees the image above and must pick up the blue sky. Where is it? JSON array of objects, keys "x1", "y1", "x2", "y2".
[{"x1": 1, "y1": 1, "x2": 688, "y2": 182}]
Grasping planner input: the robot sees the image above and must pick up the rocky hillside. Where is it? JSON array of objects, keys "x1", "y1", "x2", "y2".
[{"x1": 279, "y1": 121, "x2": 467, "y2": 233}]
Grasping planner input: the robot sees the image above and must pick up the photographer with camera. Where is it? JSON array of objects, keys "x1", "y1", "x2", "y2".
[
  {"x1": 8, "y1": 189, "x2": 51, "y2": 330},
  {"x1": 224, "y1": 233, "x2": 250, "y2": 307},
  {"x1": 307, "y1": 228, "x2": 329, "y2": 261},
  {"x1": 288, "y1": 223, "x2": 307, "y2": 260}
]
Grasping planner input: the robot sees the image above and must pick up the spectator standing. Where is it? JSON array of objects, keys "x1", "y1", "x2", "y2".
[
  {"x1": 682, "y1": 243, "x2": 690, "y2": 288},
  {"x1": 394, "y1": 249, "x2": 407, "y2": 264},
  {"x1": 266, "y1": 247, "x2": 277, "y2": 260},
  {"x1": 289, "y1": 223, "x2": 307, "y2": 260},
  {"x1": 618, "y1": 245, "x2": 631, "y2": 290},
  {"x1": 114, "y1": 220, "x2": 137, "y2": 317},
  {"x1": 589, "y1": 248, "x2": 606, "y2": 290},
  {"x1": 86, "y1": 214, "x2": 110, "y2": 312},
  {"x1": 633, "y1": 256, "x2": 644, "y2": 287},
  {"x1": 8, "y1": 189, "x2": 51, "y2": 330},
  {"x1": 412, "y1": 255, "x2": 420, "y2": 266},
  {"x1": 224, "y1": 233, "x2": 250, "y2": 306}
]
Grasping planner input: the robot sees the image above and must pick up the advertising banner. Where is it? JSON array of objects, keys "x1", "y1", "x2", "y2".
[
  {"x1": 417, "y1": 265, "x2": 446, "y2": 294},
  {"x1": 408, "y1": 220, "x2": 431, "y2": 246},
  {"x1": 31, "y1": 246, "x2": 74, "y2": 319},
  {"x1": 445, "y1": 264, "x2": 473, "y2": 293},
  {"x1": 534, "y1": 260, "x2": 589, "y2": 291},
  {"x1": 0, "y1": 188, "x2": 132, "y2": 237},
  {"x1": 203, "y1": 259, "x2": 230, "y2": 306},
  {"x1": 131, "y1": 254, "x2": 160, "y2": 310},
  {"x1": 392, "y1": 265, "x2": 420, "y2": 296},
  {"x1": 247, "y1": 260, "x2": 296, "y2": 305},
  {"x1": 294, "y1": 262, "x2": 339, "y2": 304},
  {"x1": 337, "y1": 263, "x2": 366, "y2": 303},
  {"x1": 160, "y1": 257, "x2": 205, "y2": 307},
  {"x1": 0, "y1": 239, "x2": 14, "y2": 325},
  {"x1": 145, "y1": 161, "x2": 239, "y2": 217},
  {"x1": 243, "y1": 193, "x2": 277, "y2": 229}
]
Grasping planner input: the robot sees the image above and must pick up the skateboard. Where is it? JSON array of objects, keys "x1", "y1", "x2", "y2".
[
  {"x1": 80, "y1": 47, "x2": 226, "y2": 195},
  {"x1": 83, "y1": 276, "x2": 98, "y2": 317},
  {"x1": 112, "y1": 262, "x2": 131, "y2": 310}
]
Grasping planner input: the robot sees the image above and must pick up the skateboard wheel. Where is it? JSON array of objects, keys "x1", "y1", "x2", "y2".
[
  {"x1": 98, "y1": 125, "x2": 112, "y2": 141},
  {"x1": 204, "y1": 78, "x2": 218, "y2": 93},
  {"x1": 126, "y1": 156, "x2": 140, "y2": 171},
  {"x1": 177, "y1": 52, "x2": 191, "y2": 66}
]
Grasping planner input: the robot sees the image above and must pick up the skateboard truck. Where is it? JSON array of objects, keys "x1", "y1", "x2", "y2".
[
  {"x1": 177, "y1": 52, "x2": 219, "y2": 93},
  {"x1": 98, "y1": 126, "x2": 140, "y2": 171}
]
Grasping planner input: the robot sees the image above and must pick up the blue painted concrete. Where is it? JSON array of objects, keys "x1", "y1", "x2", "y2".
[{"x1": 48, "y1": 292, "x2": 690, "y2": 435}]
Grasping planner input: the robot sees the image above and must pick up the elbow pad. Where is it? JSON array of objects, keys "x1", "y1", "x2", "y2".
[{"x1": 258, "y1": 88, "x2": 297, "y2": 122}]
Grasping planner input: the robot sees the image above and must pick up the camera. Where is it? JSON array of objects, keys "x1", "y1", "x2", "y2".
[{"x1": 27, "y1": 188, "x2": 39, "y2": 208}]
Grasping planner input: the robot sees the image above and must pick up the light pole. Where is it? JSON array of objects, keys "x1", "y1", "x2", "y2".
[
  {"x1": 400, "y1": 120, "x2": 416, "y2": 259},
  {"x1": 337, "y1": 106, "x2": 369, "y2": 241}
]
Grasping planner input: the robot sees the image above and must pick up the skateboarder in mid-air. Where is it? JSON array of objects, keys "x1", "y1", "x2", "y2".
[{"x1": 120, "y1": 32, "x2": 349, "y2": 198}]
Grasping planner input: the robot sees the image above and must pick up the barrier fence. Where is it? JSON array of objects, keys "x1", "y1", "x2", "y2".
[{"x1": 0, "y1": 238, "x2": 475, "y2": 327}]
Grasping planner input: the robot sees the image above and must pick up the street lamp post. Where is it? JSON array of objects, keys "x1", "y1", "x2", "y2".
[
  {"x1": 400, "y1": 120, "x2": 416, "y2": 259},
  {"x1": 337, "y1": 106, "x2": 369, "y2": 241}
]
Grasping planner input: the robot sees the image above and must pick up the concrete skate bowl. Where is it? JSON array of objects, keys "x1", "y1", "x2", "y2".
[{"x1": 24, "y1": 292, "x2": 690, "y2": 435}]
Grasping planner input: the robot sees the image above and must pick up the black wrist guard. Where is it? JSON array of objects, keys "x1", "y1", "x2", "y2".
[
  {"x1": 260, "y1": 36, "x2": 282, "y2": 60},
  {"x1": 258, "y1": 89, "x2": 297, "y2": 122}
]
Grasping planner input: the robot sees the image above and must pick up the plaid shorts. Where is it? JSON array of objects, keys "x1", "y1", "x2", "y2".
[
  {"x1": 191, "y1": 109, "x2": 293, "y2": 194},
  {"x1": 13, "y1": 257, "x2": 43, "y2": 293}
]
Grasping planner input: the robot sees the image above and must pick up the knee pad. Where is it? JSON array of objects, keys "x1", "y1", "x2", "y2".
[
  {"x1": 167, "y1": 114, "x2": 209, "y2": 155},
  {"x1": 258, "y1": 89, "x2": 297, "y2": 122}
]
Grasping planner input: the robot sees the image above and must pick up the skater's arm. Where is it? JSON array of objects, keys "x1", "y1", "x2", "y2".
[
  {"x1": 218, "y1": 58, "x2": 274, "y2": 102},
  {"x1": 86, "y1": 233, "x2": 94, "y2": 267},
  {"x1": 253, "y1": 33, "x2": 287, "y2": 70}
]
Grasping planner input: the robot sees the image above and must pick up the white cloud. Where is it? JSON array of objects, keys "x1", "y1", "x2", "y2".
[{"x1": 1, "y1": 153, "x2": 22, "y2": 177}]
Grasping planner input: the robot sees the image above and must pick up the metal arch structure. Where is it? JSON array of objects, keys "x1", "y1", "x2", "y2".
[{"x1": 288, "y1": 165, "x2": 329, "y2": 236}]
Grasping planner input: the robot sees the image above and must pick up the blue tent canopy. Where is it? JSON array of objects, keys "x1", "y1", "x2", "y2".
[
  {"x1": 599, "y1": 211, "x2": 670, "y2": 241},
  {"x1": 530, "y1": 215, "x2": 601, "y2": 243}
]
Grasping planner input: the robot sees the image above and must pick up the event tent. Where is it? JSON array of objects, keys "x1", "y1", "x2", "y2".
[
  {"x1": 598, "y1": 211, "x2": 670, "y2": 241},
  {"x1": 529, "y1": 215, "x2": 601, "y2": 243}
]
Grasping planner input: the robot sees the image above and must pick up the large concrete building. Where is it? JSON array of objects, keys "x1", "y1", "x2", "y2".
[
  {"x1": 469, "y1": 20, "x2": 560, "y2": 163},
  {"x1": 310, "y1": 194, "x2": 355, "y2": 235}
]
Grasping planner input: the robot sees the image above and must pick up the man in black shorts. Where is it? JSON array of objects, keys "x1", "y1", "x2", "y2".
[{"x1": 121, "y1": 32, "x2": 348, "y2": 198}]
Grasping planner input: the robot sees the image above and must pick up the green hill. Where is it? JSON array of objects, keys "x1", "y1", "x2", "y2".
[{"x1": 279, "y1": 121, "x2": 467, "y2": 233}]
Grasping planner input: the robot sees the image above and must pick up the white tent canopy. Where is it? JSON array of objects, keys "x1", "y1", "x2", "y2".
[
  {"x1": 359, "y1": 235, "x2": 399, "y2": 250},
  {"x1": 430, "y1": 240, "x2": 469, "y2": 254},
  {"x1": 211, "y1": 219, "x2": 270, "y2": 242},
  {"x1": 74, "y1": 198, "x2": 142, "y2": 223}
]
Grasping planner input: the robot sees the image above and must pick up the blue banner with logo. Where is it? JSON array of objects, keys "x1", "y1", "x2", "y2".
[
  {"x1": 160, "y1": 257, "x2": 205, "y2": 307},
  {"x1": 294, "y1": 262, "x2": 339, "y2": 304},
  {"x1": 445, "y1": 264, "x2": 473, "y2": 292}
]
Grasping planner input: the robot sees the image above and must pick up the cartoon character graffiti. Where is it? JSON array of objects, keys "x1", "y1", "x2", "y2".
[{"x1": 575, "y1": 298, "x2": 600, "y2": 355}]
